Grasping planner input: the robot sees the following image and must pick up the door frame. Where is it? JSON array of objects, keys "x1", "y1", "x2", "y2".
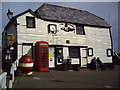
[
  {"x1": 55, "y1": 45, "x2": 63, "y2": 66},
  {"x1": 80, "y1": 47, "x2": 88, "y2": 67},
  {"x1": 49, "y1": 45, "x2": 63, "y2": 68}
]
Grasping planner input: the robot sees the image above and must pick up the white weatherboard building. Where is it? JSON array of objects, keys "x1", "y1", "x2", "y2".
[{"x1": 2, "y1": 4, "x2": 113, "y2": 70}]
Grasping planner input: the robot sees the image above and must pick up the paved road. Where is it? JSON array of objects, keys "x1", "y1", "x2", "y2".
[{"x1": 13, "y1": 65, "x2": 119, "y2": 88}]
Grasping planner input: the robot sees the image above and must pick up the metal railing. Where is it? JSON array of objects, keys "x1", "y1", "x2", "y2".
[{"x1": 8, "y1": 59, "x2": 19, "y2": 88}]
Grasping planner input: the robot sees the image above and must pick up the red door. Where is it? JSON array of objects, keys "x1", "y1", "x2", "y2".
[{"x1": 35, "y1": 41, "x2": 49, "y2": 71}]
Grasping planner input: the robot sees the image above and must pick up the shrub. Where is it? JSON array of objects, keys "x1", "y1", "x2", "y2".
[
  {"x1": 73, "y1": 64, "x2": 80, "y2": 71},
  {"x1": 61, "y1": 61, "x2": 68, "y2": 71}
]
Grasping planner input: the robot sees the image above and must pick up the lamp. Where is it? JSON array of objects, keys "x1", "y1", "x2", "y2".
[{"x1": 7, "y1": 9, "x2": 13, "y2": 20}]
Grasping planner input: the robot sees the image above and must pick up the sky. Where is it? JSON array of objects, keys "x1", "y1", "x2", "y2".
[
  {"x1": 0, "y1": 1, "x2": 119, "y2": 53},
  {"x1": 118, "y1": 2, "x2": 120, "y2": 53}
]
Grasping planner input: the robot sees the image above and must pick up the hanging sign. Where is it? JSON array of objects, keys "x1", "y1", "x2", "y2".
[{"x1": 7, "y1": 34, "x2": 14, "y2": 45}]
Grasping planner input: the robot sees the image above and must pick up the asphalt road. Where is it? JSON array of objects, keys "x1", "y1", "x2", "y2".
[{"x1": 13, "y1": 65, "x2": 119, "y2": 88}]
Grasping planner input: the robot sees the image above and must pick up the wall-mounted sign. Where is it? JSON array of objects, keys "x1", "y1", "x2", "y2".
[
  {"x1": 7, "y1": 34, "x2": 14, "y2": 45},
  {"x1": 61, "y1": 23, "x2": 75, "y2": 32},
  {"x1": 48, "y1": 24, "x2": 57, "y2": 34}
]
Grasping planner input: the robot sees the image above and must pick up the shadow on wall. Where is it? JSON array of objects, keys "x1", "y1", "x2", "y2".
[
  {"x1": 23, "y1": 48, "x2": 33, "y2": 59},
  {"x1": 27, "y1": 48, "x2": 32, "y2": 57}
]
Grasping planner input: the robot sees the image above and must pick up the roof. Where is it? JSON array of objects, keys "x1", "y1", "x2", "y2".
[
  {"x1": 4, "y1": 3, "x2": 110, "y2": 32},
  {"x1": 15, "y1": 9, "x2": 37, "y2": 18},
  {"x1": 35, "y1": 3, "x2": 110, "y2": 28}
]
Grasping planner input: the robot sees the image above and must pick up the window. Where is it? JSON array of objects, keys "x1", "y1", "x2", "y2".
[
  {"x1": 26, "y1": 16, "x2": 35, "y2": 28},
  {"x1": 87, "y1": 48, "x2": 93, "y2": 56},
  {"x1": 69, "y1": 47, "x2": 80, "y2": 58},
  {"x1": 107, "y1": 49, "x2": 112, "y2": 57},
  {"x1": 48, "y1": 24, "x2": 57, "y2": 34},
  {"x1": 76, "y1": 24, "x2": 85, "y2": 35}
]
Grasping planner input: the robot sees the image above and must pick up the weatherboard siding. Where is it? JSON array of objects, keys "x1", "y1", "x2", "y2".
[
  {"x1": 85, "y1": 26, "x2": 112, "y2": 63},
  {"x1": 17, "y1": 44, "x2": 22, "y2": 61},
  {"x1": 16, "y1": 12, "x2": 112, "y2": 63},
  {"x1": 17, "y1": 12, "x2": 87, "y2": 46}
]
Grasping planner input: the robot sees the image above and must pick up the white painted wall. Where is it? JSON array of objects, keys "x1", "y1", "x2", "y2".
[
  {"x1": 17, "y1": 45, "x2": 22, "y2": 60},
  {"x1": 16, "y1": 12, "x2": 87, "y2": 46},
  {"x1": 16, "y1": 12, "x2": 112, "y2": 64},
  {"x1": 85, "y1": 26, "x2": 112, "y2": 63}
]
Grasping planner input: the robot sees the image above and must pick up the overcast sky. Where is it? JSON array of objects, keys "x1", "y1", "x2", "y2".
[{"x1": 1, "y1": 2, "x2": 119, "y2": 53}]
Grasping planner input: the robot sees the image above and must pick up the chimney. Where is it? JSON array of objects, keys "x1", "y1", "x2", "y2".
[{"x1": 7, "y1": 9, "x2": 13, "y2": 20}]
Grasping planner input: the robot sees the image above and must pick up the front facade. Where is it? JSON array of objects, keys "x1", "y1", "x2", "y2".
[{"x1": 2, "y1": 4, "x2": 113, "y2": 70}]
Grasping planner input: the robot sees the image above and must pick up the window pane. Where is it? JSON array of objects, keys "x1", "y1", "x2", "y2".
[
  {"x1": 48, "y1": 24, "x2": 57, "y2": 34},
  {"x1": 28, "y1": 19, "x2": 33, "y2": 27},
  {"x1": 69, "y1": 47, "x2": 79, "y2": 58},
  {"x1": 89, "y1": 49, "x2": 92, "y2": 56},
  {"x1": 76, "y1": 24, "x2": 85, "y2": 35},
  {"x1": 107, "y1": 49, "x2": 112, "y2": 57},
  {"x1": 108, "y1": 50, "x2": 111, "y2": 56},
  {"x1": 88, "y1": 48, "x2": 93, "y2": 56},
  {"x1": 26, "y1": 17, "x2": 35, "y2": 28}
]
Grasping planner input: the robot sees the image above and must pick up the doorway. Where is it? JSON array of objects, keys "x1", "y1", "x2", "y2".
[
  {"x1": 80, "y1": 48, "x2": 87, "y2": 67},
  {"x1": 55, "y1": 46, "x2": 63, "y2": 66},
  {"x1": 49, "y1": 47, "x2": 55, "y2": 68}
]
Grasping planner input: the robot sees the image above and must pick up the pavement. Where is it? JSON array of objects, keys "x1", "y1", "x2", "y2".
[{"x1": 12, "y1": 65, "x2": 119, "y2": 89}]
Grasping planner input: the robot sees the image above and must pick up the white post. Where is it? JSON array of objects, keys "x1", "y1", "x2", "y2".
[
  {"x1": 8, "y1": 65, "x2": 13, "y2": 88},
  {"x1": 8, "y1": 63, "x2": 14, "y2": 88},
  {"x1": 8, "y1": 61, "x2": 18, "y2": 88},
  {"x1": 0, "y1": 72, "x2": 7, "y2": 89}
]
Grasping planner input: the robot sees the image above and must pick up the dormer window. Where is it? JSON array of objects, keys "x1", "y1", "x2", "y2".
[
  {"x1": 48, "y1": 24, "x2": 57, "y2": 34},
  {"x1": 26, "y1": 16, "x2": 35, "y2": 28},
  {"x1": 76, "y1": 24, "x2": 85, "y2": 35}
]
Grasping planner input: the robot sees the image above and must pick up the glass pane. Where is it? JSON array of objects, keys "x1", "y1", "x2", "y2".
[
  {"x1": 76, "y1": 25, "x2": 85, "y2": 35},
  {"x1": 69, "y1": 47, "x2": 79, "y2": 58},
  {"x1": 28, "y1": 19, "x2": 33, "y2": 27},
  {"x1": 108, "y1": 50, "x2": 111, "y2": 56},
  {"x1": 27, "y1": 17, "x2": 35, "y2": 28},
  {"x1": 88, "y1": 49, "x2": 92, "y2": 56}
]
